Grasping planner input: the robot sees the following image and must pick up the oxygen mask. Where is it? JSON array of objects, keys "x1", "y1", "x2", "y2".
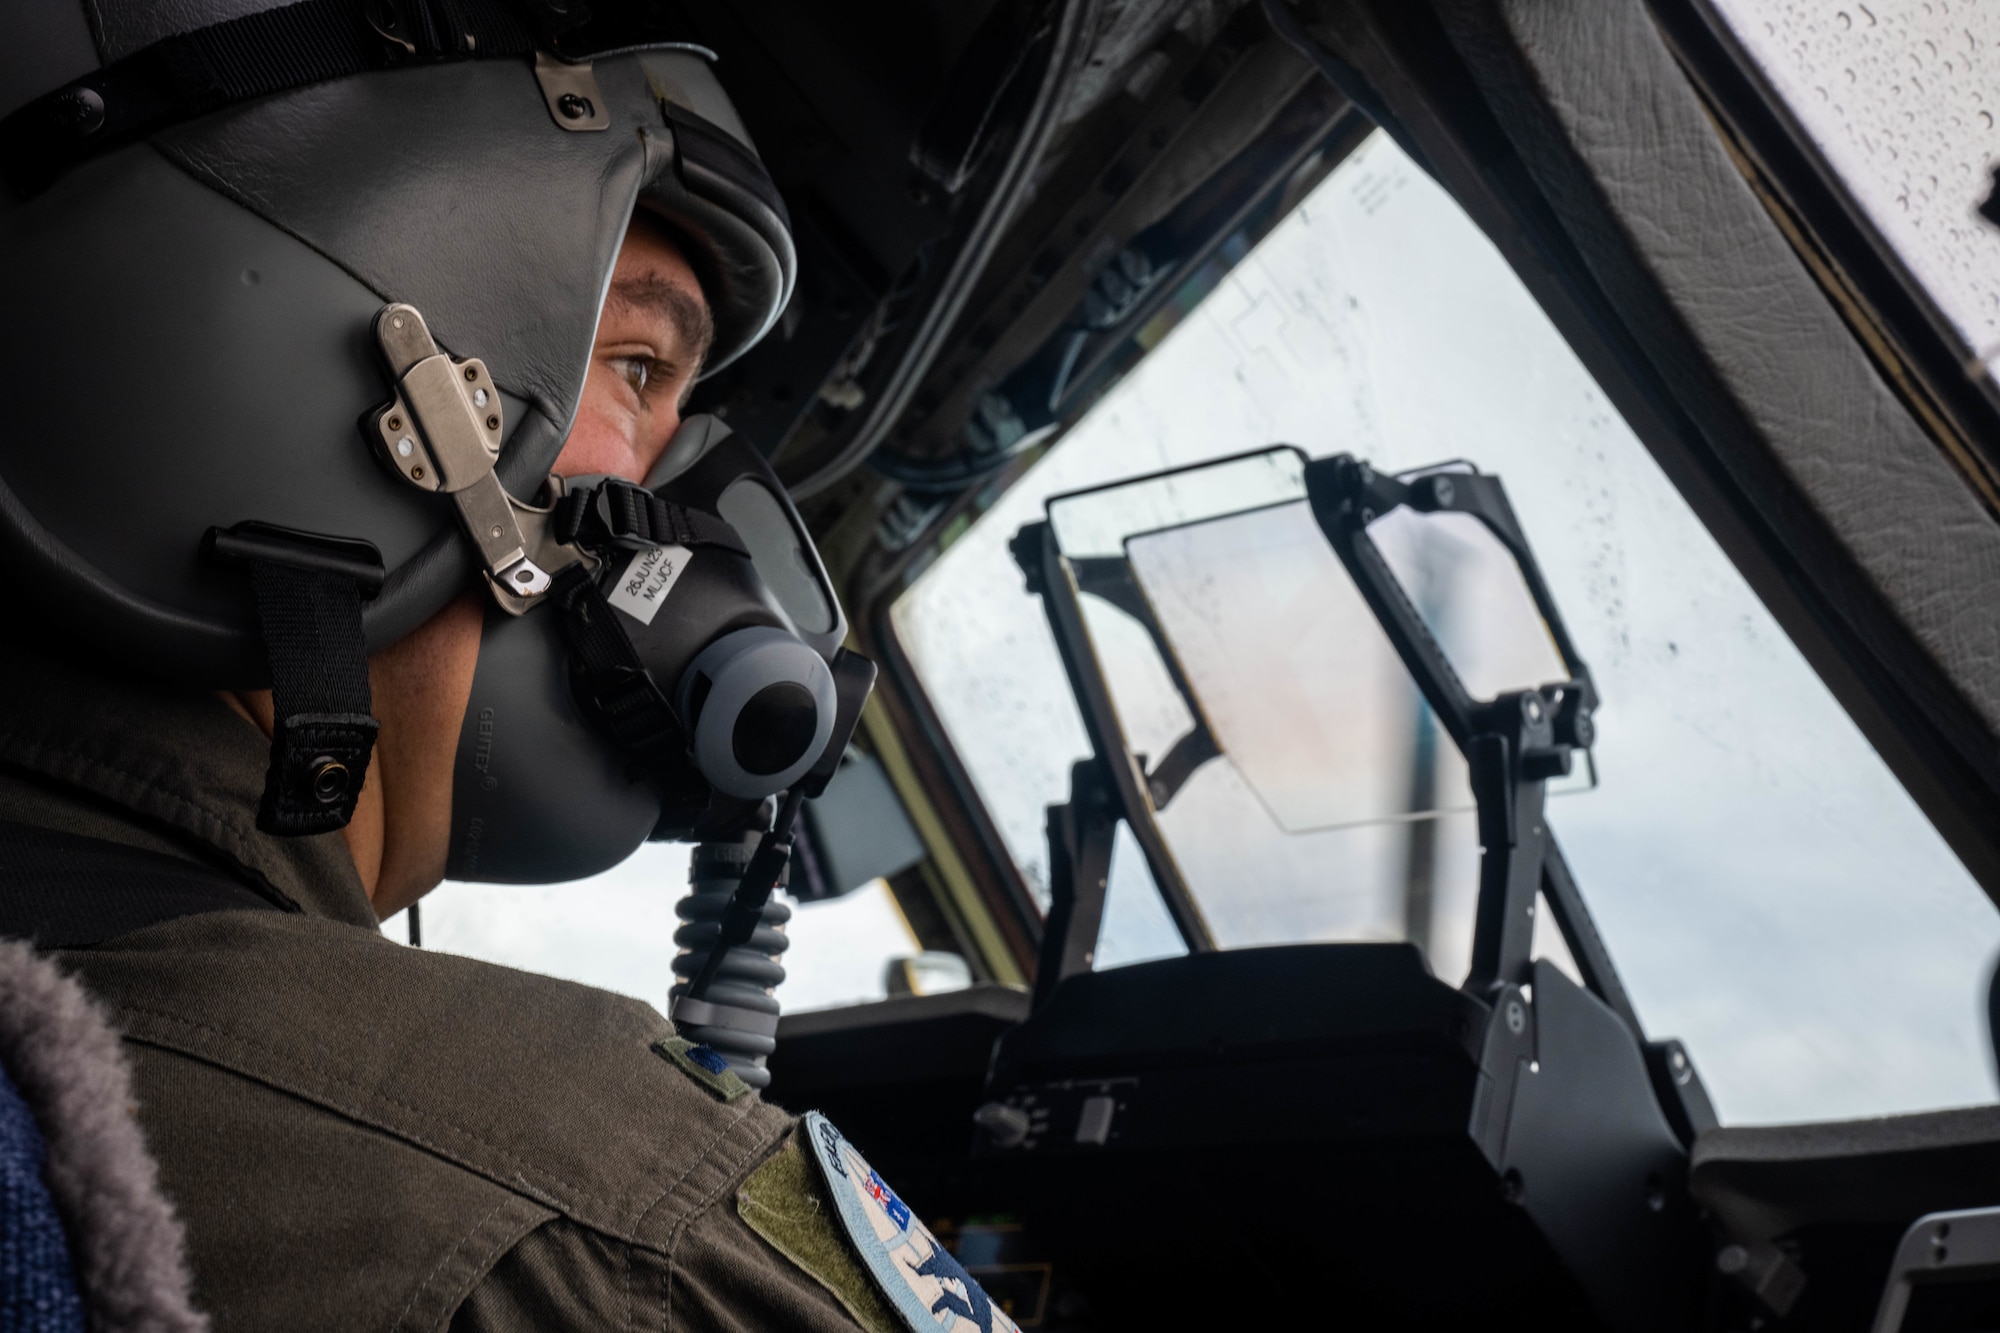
[{"x1": 445, "y1": 416, "x2": 871, "y2": 884}]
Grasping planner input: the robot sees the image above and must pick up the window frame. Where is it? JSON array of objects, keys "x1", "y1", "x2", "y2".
[{"x1": 1644, "y1": 0, "x2": 2000, "y2": 518}]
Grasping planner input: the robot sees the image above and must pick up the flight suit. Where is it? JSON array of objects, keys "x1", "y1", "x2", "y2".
[{"x1": 0, "y1": 643, "x2": 899, "y2": 1332}]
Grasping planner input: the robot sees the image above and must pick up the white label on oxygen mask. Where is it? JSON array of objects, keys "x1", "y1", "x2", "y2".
[{"x1": 606, "y1": 544, "x2": 693, "y2": 625}]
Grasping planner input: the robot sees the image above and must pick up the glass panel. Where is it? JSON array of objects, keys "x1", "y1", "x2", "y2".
[
  {"x1": 1095, "y1": 822, "x2": 1189, "y2": 970},
  {"x1": 893, "y1": 130, "x2": 2000, "y2": 1123},
  {"x1": 1366, "y1": 506, "x2": 1570, "y2": 702},
  {"x1": 1063, "y1": 496, "x2": 1483, "y2": 966},
  {"x1": 1048, "y1": 447, "x2": 1307, "y2": 557},
  {"x1": 1706, "y1": 0, "x2": 2000, "y2": 374},
  {"x1": 1122, "y1": 500, "x2": 1472, "y2": 831}
]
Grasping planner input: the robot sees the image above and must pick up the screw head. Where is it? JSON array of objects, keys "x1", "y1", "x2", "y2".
[
  {"x1": 557, "y1": 92, "x2": 594, "y2": 120},
  {"x1": 46, "y1": 86, "x2": 106, "y2": 137},
  {"x1": 486, "y1": 414, "x2": 500, "y2": 430},
  {"x1": 463, "y1": 366, "x2": 478, "y2": 382},
  {"x1": 387, "y1": 414, "x2": 403, "y2": 430},
  {"x1": 411, "y1": 465, "x2": 425, "y2": 480}
]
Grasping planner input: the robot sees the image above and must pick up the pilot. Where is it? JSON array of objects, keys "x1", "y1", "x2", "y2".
[{"x1": 0, "y1": 6, "x2": 1002, "y2": 1330}]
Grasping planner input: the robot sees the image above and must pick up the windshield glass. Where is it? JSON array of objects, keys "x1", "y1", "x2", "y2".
[
  {"x1": 1701, "y1": 0, "x2": 2000, "y2": 376},
  {"x1": 890, "y1": 130, "x2": 2000, "y2": 1125}
]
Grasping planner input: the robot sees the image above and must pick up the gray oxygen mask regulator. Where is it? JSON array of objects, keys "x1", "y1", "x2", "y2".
[{"x1": 365, "y1": 304, "x2": 875, "y2": 921}]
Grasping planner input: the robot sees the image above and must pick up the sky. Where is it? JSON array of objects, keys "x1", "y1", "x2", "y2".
[{"x1": 399, "y1": 850, "x2": 920, "y2": 1016}]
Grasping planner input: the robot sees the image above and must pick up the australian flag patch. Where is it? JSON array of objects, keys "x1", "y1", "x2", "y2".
[{"x1": 802, "y1": 1111, "x2": 1019, "y2": 1333}]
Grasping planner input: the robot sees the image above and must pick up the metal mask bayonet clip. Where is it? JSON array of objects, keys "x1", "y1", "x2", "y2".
[{"x1": 368, "y1": 303, "x2": 578, "y2": 611}]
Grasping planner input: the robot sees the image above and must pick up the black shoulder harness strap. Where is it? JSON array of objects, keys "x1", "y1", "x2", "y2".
[
  {"x1": 0, "y1": 820, "x2": 287, "y2": 951},
  {"x1": 546, "y1": 482, "x2": 749, "y2": 805}
]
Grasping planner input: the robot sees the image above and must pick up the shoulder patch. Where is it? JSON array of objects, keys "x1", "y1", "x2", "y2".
[
  {"x1": 651, "y1": 1037, "x2": 750, "y2": 1102},
  {"x1": 801, "y1": 1111, "x2": 1022, "y2": 1333},
  {"x1": 739, "y1": 1128, "x2": 902, "y2": 1333}
]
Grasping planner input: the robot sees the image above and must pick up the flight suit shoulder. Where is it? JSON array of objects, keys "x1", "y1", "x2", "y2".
[{"x1": 60, "y1": 910, "x2": 895, "y2": 1331}]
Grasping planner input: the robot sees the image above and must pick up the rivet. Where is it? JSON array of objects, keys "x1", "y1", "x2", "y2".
[
  {"x1": 557, "y1": 92, "x2": 595, "y2": 120},
  {"x1": 472, "y1": 389, "x2": 489, "y2": 409},
  {"x1": 309, "y1": 759, "x2": 349, "y2": 804},
  {"x1": 392, "y1": 315, "x2": 406, "y2": 329},
  {"x1": 387, "y1": 414, "x2": 403, "y2": 430},
  {"x1": 397, "y1": 437, "x2": 415, "y2": 457},
  {"x1": 411, "y1": 465, "x2": 426, "y2": 480},
  {"x1": 464, "y1": 366, "x2": 478, "y2": 382},
  {"x1": 486, "y1": 414, "x2": 500, "y2": 430},
  {"x1": 490, "y1": 525, "x2": 503, "y2": 539}
]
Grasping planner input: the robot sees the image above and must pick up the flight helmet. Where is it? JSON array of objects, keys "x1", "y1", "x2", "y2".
[{"x1": 0, "y1": 1, "x2": 865, "y2": 882}]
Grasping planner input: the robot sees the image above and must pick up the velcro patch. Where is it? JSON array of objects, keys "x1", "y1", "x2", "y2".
[
  {"x1": 652, "y1": 1037, "x2": 749, "y2": 1102},
  {"x1": 802, "y1": 1111, "x2": 1021, "y2": 1333}
]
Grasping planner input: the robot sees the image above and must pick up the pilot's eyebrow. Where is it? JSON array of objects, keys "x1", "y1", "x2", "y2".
[{"x1": 607, "y1": 274, "x2": 715, "y2": 370}]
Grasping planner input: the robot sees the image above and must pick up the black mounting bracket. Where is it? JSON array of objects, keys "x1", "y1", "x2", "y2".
[{"x1": 1303, "y1": 454, "x2": 1599, "y2": 998}]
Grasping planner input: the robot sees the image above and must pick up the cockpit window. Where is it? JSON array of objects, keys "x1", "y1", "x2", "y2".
[
  {"x1": 890, "y1": 130, "x2": 2000, "y2": 1125},
  {"x1": 1701, "y1": 0, "x2": 2000, "y2": 376}
]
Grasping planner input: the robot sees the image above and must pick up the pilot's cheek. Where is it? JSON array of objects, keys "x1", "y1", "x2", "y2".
[{"x1": 555, "y1": 392, "x2": 658, "y2": 482}]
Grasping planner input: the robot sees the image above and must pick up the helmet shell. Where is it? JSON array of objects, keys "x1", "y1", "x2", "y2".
[{"x1": 0, "y1": 15, "x2": 792, "y2": 686}]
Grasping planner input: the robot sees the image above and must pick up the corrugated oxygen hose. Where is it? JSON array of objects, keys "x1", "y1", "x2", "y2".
[{"x1": 668, "y1": 836, "x2": 791, "y2": 1089}]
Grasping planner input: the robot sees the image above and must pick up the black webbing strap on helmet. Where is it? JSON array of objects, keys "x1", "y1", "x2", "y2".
[
  {"x1": 546, "y1": 482, "x2": 750, "y2": 801},
  {"x1": 552, "y1": 478, "x2": 750, "y2": 556},
  {"x1": 549, "y1": 562, "x2": 689, "y2": 791},
  {"x1": 205, "y1": 523, "x2": 385, "y2": 837},
  {"x1": 0, "y1": 0, "x2": 710, "y2": 197}
]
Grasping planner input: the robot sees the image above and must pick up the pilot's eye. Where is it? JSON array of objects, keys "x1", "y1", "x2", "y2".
[{"x1": 618, "y1": 357, "x2": 652, "y2": 396}]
